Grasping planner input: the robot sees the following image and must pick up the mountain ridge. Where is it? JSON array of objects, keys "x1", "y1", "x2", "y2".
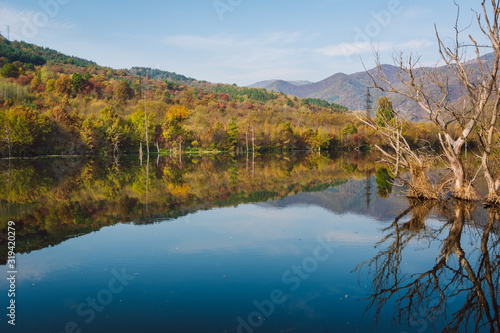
[{"x1": 249, "y1": 56, "x2": 494, "y2": 119}]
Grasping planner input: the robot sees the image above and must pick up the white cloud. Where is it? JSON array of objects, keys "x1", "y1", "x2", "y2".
[
  {"x1": 318, "y1": 39, "x2": 435, "y2": 57},
  {"x1": 159, "y1": 31, "x2": 436, "y2": 85},
  {"x1": 0, "y1": 2, "x2": 77, "y2": 42},
  {"x1": 161, "y1": 32, "x2": 317, "y2": 84},
  {"x1": 163, "y1": 31, "x2": 311, "y2": 50}
]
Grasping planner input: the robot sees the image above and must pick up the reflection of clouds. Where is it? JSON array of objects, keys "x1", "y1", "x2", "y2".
[
  {"x1": 283, "y1": 284, "x2": 366, "y2": 320},
  {"x1": 0, "y1": 204, "x2": 384, "y2": 289},
  {"x1": 145, "y1": 205, "x2": 382, "y2": 255},
  {"x1": 322, "y1": 230, "x2": 381, "y2": 245},
  {"x1": 286, "y1": 292, "x2": 323, "y2": 320},
  {"x1": 0, "y1": 249, "x2": 81, "y2": 287}
]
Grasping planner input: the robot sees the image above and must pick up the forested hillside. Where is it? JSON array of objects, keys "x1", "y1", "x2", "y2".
[
  {"x1": 251, "y1": 55, "x2": 497, "y2": 121},
  {"x1": 0, "y1": 35, "x2": 440, "y2": 157}
]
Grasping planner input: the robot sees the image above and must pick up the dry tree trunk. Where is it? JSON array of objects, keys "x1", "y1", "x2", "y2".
[
  {"x1": 479, "y1": 69, "x2": 500, "y2": 206},
  {"x1": 358, "y1": 114, "x2": 440, "y2": 200},
  {"x1": 407, "y1": 164, "x2": 440, "y2": 200},
  {"x1": 365, "y1": 52, "x2": 484, "y2": 200},
  {"x1": 365, "y1": 1, "x2": 500, "y2": 201}
]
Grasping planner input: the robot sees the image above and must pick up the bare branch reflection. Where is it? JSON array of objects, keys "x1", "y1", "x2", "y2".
[{"x1": 357, "y1": 200, "x2": 500, "y2": 332}]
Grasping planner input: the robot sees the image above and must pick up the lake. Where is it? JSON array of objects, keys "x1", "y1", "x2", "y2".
[{"x1": 0, "y1": 153, "x2": 498, "y2": 333}]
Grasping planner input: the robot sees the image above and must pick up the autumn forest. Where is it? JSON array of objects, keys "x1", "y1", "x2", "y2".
[{"x1": 0, "y1": 35, "x2": 442, "y2": 158}]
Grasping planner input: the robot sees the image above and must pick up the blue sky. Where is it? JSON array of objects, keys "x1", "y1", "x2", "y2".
[{"x1": 0, "y1": 0, "x2": 488, "y2": 85}]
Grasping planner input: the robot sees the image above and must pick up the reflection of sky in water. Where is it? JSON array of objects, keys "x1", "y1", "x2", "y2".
[{"x1": 0, "y1": 203, "x2": 481, "y2": 332}]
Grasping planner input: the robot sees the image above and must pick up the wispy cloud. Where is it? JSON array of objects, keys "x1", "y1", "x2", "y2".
[
  {"x1": 317, "y1": 39, "x2": 435, "y2": 57},
  {"x1": 0, "y1": 2, "x2": 77, "y2": 40},
  {"x1": 161, "y1": 32, "x2": 317, "y2": 83},
  {"x1": 160, "y1": 32, "x2": 436, "y2": 84},
  {"x1": 163, "y1": 31, "x2": 313, "y2": 49}
]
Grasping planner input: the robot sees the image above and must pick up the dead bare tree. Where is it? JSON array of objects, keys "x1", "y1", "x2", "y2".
[
  {"x1": 358, "y1": 112, "x2": 442, "y2": 200},
  {"x1": 366, "y1": 1, "x2": 500, "y2": 201},
  {"x1": 477, "y1": 96, "x2": 500, "y2": 205},
  {"x1": 462, "y1": 1, "x2": 500, "y2": 206}
]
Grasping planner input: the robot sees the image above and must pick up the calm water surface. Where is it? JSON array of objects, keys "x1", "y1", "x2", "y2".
[{"x1": 0, "y1": 154, "x2": 498, "y2": 333}]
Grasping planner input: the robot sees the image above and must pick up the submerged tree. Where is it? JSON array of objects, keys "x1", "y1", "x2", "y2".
[
  {"x1": 358, "y1": 109, "x2": 441, "y2": 200},
  {"x1": 366, "y1": 1, "x2": 500, "y2": 202}
]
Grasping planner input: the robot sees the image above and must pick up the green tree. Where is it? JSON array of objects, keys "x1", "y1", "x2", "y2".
[
  {"x1": 0, "y1": 110, "x2": 13, "y2": 157},
  {"x1": 71, "y1": 72, "x2": 84, "y2": 93},
  {"x1": 80, "y1": 115, "x2": 98, "y2": 153},
  {"x1": 0, "y1": 106, "x2": 51, "y2": 156},
  {"x1": 311, "y1": 130, "x2": 331, "y2": 150},
  {"x1": 46, "y1": 79, "x2": 56, "y2": 93},
  {"x1": 376, "y1": 97, "x2": 395, "y2": 127},
  {"x1": 98, "y1": 106, "x2": 129, "y2": 154},
  {"x1": 227, "y1": 117, "x2": 239, "y2": 151},
  {"x1": 30, "y1": 76, "x2": 41, "y2": 91},
  {"x1": 1, "y1": 63, "x2": 20, "y2": 78},
  {"x1": 130, "y1": 107, "x2": 155, "y2": 147},
  {"x1": 342, "y1": 122, "x2": 357, "y2": 135}
]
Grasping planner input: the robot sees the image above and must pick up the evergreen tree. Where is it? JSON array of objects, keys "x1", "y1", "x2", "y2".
[
  {"x1": 376, "y1": 97, "x2": 395, "y2": 127},
  {"x1": 227, "y1": 117, "x2": 239, "y2": 151}
]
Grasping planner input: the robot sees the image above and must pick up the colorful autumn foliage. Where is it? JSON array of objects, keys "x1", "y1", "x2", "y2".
[{"x1": 0, "y1": 35, "x2": 442, "y2": 157}]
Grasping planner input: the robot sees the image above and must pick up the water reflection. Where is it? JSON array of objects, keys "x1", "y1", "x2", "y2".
[
  {"x1": 358, "y1": 199, "x2": 500, "y2": 332},
  {"x1": 1, "y1": 153, "x2": 498, "y2": 332},
  {"x1": 0, "y1": 152, "x2": 389, "y2": 264}
]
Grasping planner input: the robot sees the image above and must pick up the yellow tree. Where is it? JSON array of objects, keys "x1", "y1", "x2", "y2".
[{"x1": 163, "y1": 105, "x2": 189, "y2": 153}]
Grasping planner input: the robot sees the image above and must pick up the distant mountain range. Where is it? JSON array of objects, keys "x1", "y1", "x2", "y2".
[
  {"x1": 249, "y1": 54, "x2": 495, "y2": 120},
  {"x1": 260, "y1": 176, "x2": 409, "y2": 222},
  {"x1": 249, "y1": 80, "x2": 313, "y2": 89},
  {"x1": 250, "y1": 73, "x2": 369, "y2": 112}
]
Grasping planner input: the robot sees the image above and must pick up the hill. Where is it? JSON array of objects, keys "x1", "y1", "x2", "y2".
[
  {"x1": 250, "y1": 56, "x2": 495, "y2": 120},
  {"x1": 249, "y1": 71, "x2": 390, "y2": 114},
  {"x1": 0, "y1": 36, "x2": 439, "y2": 158},
  {"x1": 129, "y1": 67, "x2": 202, "y2": 86},
  {"x1": 249, "y1": 80, "x2": 313, "y2": 89},
  {"x1": 0, "y1": 35, "x2": 97, "y2": 68}
]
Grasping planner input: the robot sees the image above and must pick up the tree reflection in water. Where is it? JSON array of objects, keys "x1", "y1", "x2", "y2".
[{"x1": 357, "y1": 199, "x2": 500, "y2": 332}]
